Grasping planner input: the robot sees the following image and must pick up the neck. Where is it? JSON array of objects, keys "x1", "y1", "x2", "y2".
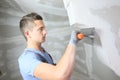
[{"x1": 27, "y1": 40, "x2": 42, "y2": 51}]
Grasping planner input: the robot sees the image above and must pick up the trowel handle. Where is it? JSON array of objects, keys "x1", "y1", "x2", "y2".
[{"x1": 77, "y1": 33, "x2": 84, "y2": 40}]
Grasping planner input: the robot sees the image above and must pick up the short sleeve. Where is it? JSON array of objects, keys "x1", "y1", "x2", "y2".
[{"x1": 18, "y1": 52, "x2": 42, "y2": 76}]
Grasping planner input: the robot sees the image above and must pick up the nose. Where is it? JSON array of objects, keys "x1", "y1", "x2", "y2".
[{"x1": 43, "y1": 28, "x2": 47, "y2": 35}]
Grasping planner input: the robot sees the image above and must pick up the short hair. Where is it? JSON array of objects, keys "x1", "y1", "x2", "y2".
[{"x1": 19, "y1": 12, "x2": 43, "y2": 40}]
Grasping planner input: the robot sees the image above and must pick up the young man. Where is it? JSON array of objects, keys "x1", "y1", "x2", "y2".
[{"x1": 18, "y1": 12, "x2": 79, "y2": 80}]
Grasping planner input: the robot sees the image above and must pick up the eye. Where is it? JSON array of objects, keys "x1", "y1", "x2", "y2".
[
  {"x1": 39, "y1": 27, "x2": 45, "y2": 31},
  {"x1": 40, "y1": 27, "x2": 44, "y2": 31}
]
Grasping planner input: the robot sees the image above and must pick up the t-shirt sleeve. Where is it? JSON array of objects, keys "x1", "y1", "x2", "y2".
[{"x1": 19, "y1": 52, "x2": 42, "y2": 76}]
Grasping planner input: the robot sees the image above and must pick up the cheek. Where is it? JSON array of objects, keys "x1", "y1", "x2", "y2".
[
  {"x1": 30, "y1": 32, "x2": 38, "y2": 39},
  {"x1": 31, "y1": 31, "x2": 43, "y2": 40},
  {"x1": 36, "y1": 32, "x2": 42, "y2": 38}
]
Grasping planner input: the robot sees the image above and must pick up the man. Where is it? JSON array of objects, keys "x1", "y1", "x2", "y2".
[{"x1": 18, "y1": 12, "x2": 79, "y2": 80}]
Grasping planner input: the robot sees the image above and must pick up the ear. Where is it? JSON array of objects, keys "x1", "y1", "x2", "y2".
[{"x1": 24, "y1": 30, "x2": 31, "y2": 39}]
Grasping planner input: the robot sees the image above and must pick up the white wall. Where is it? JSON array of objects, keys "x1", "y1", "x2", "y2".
[{"x1": 63, "y1": 0, "x2": 120, "y2": 80}]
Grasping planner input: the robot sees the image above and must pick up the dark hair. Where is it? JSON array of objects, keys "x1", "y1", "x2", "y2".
[{"x1": 19, "y1": 12, "x2": 43, "y2": 40}]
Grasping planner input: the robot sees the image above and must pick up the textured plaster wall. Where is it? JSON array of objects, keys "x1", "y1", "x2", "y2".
[{"x1": 63, "y1": 0, "x2": 120, "y2": 80}]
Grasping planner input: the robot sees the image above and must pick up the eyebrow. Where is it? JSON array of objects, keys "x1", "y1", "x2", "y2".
[{"x1": 37, "y1": 26, "x2": 45, "y2": 30}]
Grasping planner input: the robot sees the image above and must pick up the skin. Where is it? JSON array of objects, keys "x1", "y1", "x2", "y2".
[{"x1": 24, "y1": 20, "x2": 76, "y2": 80}]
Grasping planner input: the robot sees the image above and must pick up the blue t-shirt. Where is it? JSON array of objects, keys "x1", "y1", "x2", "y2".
[{"x1": 18, "y1": 48, "x2": 54, "y2": 80}]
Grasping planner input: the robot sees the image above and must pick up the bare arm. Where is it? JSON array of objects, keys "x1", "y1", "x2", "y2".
[{"x1": 34, "y1": 31, "x2": 78, "y2": 80}]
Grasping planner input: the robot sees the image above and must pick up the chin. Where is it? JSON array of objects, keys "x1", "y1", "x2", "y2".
[{"x1": 40, "y1": 38, "x2": 46, "y2": 43}]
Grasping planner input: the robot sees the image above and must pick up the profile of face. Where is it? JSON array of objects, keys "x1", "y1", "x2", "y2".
[{"x1": 25, "y1": 20, "x2": 47, "y2": 44}]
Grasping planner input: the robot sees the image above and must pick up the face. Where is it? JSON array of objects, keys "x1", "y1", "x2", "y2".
[{"x1": 26, "y1": 20, "x2": 47, "y2": 44}]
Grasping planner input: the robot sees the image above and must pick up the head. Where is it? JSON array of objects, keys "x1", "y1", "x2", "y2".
[{"x1": 19, "y1": 12, "x2": 47, "y2": 44}]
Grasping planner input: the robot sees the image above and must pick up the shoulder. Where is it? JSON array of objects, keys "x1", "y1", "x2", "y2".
[
  {"x1": 18, "y1": 50, "x2": 39, "y2": 62},
  {"x1": 18, "y1": 49, "x2": 41, "y2": 67},
  {"x1": 18, "y1": 49, "x2": 42, "y2": 75}
]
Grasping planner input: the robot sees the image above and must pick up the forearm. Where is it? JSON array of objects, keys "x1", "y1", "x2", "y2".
[{"x1": 56, "y1": 44, "x2": 76, "y2": 79}]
